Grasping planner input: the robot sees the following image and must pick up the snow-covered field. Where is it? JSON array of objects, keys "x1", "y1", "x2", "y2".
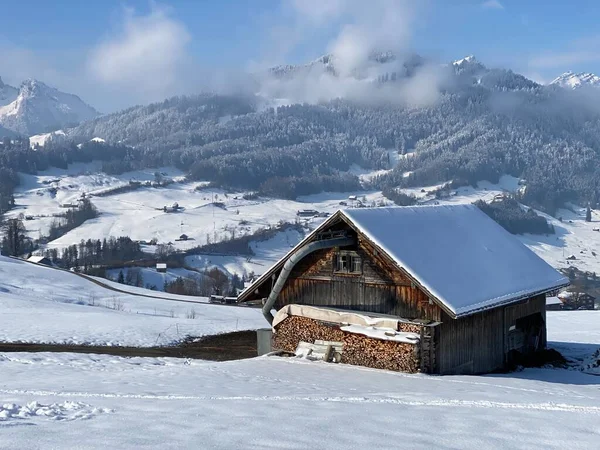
[
  {"x1": 1, "y1": 312, "x2": 599, "y2": 449},
  {"x1": 9, "y1": 163, "x2": 600, "y2": 279},
  {"x1": 184, "y1": 226, "x2": 305, "y2": 278},
  {"x1": 0, "y1": 256, "x2": 265, "y2": 346}
]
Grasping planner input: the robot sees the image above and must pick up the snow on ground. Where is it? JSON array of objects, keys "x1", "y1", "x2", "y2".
[
  {"x1": 185, "y1": 226, "x2": 305, "y2": 277},
  {"x1": 0, "y1": 256, "x2": 265, "y2": 346},
  {"x1": 547, "y1": 311, "x2": 600, "y2": 370},
  {"x1": 10, "y1": 162, "x2": 600, "y2": 278},
  {"x1": 8, "y1": 162, "x2": 388, "y2": 259},
  {"x1": 1, "y1": 312, "x2": 600, "y2": 449},
  {"x1": 28, "y1": 130, "x2": 65, "y2": 148}
]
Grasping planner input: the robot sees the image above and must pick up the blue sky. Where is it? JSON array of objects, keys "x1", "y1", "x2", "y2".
[{"x1": 1, "y1": 0, "x2": 599, "y2": 111}]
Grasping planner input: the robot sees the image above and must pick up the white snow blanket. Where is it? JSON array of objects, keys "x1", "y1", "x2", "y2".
[
  {"x1": 340, "y1": 325, "x2": 420, "y2": 344},
  {"x1": 343, "y1": 206, "x2": 569, "y2": 317},
  {"x1": 1, "y1": 344, "x2": 600, "y2": 448},
  {"x1": 0, "y1": 256, "x2": 265, "y2": 346}
]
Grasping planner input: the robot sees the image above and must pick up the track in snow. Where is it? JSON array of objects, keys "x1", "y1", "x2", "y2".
[{"x1": 2, "y1": 389, "x2": 599, "y2": 414}]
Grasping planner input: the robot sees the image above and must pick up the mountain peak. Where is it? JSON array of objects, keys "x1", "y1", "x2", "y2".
[
  {"x1": 453, "y1": 55, "x2": 478, "y2": 66},
  {"x1": 452, "y1": 55, "x2": 486, "y2": 76},
  {"x1": 0, "y1": 78, "x2": 99, "y2": 136},
  {"x1": 550, "y1": 71, "x2": 600, "y2": 89}
]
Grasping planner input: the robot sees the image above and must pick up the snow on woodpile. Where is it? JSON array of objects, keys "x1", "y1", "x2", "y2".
[
  {"x1": 343, "y1": 206, "x2": 569, "y2": 317},
  {"x1": 272, "y1": 304, "x2": 404, "y2": 329},
  {"x1": 340, "y1": 325, "x2": 420, "y2": 344}
]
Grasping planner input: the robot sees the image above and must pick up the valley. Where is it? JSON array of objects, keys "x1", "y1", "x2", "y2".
[
  {"x1": 2, "y1": 3, "x2": 600, "y2": 447},
  {"x1": 7, "y1": 161, "x2": 600, "y2": 284}
]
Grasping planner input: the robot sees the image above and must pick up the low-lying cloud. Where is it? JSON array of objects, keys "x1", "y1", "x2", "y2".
[
  {"x1": 256, "y1": 0, "x2": 444, "y2": 108},
  {"x1": 87, "y1": 6, "x2": 191, "y2": 101}
]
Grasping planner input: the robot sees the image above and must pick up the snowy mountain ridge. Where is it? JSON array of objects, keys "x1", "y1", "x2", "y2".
[
  {"x1": 0, "y1": 77, "x2": 98, "y2": 136},
  {"x1": 550, "y1": 71, "x2": 600, "y2": 90},
  {"x1": 268, "y1": 51, "x2": 420, "y2": 80}
]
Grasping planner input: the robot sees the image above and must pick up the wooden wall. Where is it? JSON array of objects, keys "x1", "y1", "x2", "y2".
[
  {"x1": 276, "y1": 237, "x2": 442, "y2": 322},
  {"x1": 435, "y1": 294, "x2": 547, "y2": 375}
]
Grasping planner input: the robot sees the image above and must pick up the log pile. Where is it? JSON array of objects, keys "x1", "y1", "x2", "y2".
[
  {"x1": 273, "y1": 316, "x2": 421, "y2": 373},
  {"x1": 273, "y1": 316, "x2": 345, "y2": 353},
  {"x1": 398, "y1": 322, "x2": 421, "y2": 334}
]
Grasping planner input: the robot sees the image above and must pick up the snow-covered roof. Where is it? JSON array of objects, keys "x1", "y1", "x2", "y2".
[
  {"x1": 546, "y1": 296, "x2": 563, "y2": 305},
  {"x1": 342, "y1": 206, "x2": 569, "y2": 317},
  {"x1": 27, "y1": 255, "x2": 49, "y2": 264}
]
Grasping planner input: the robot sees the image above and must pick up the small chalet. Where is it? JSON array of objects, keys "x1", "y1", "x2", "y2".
[
  {"x1": 558, "y1": 290, "x2": 596, "y2": 310},
  {"x1": 27, "y1": 255, "x2": 52, "y2": 266},
  {"x1": 156, "y1": 263, "x2": 167, "y2": 273},
  {"x1": 297, "y1": 209, "x2": 319, "y2": 218},
  {"x1": 545, "y1": 296, "x2": 563, "y2": 311},
  {"x1": 238, "y1": 206, "x2": 569, "y2": 375}
]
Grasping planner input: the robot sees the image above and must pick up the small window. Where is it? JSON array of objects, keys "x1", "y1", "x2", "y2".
[
  {"x1": 334, "y1": 251, "x2": 361, "y2": 274},
  {"x1": 351, "y1": 256, "x2": 361, "y2": 273}
]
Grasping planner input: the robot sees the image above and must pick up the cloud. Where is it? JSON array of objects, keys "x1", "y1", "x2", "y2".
[
  {"x1": 256, "y1": 0, "x2": 446, "y2": 108},
  {"x1": 287, "y1": 0, "x2": 418, "y2": 76},
  {"x1": 529, "y1": 50, "x2": 600, "y2": 70},
  {"x1": 521, "y1": 72, "x2": 549, "y2": 85},
  {"x1": 289, "y1": 0, "x2": 345, "y2": 24},
  {"x1": 87, "y1": 6, "x2": 191, "y2": 100},
  {"x1": 481, "y1": 0, "x2": 504, "y2": 10}
]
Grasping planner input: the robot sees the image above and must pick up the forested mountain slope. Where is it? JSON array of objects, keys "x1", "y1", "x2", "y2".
[{"x1": 3, "y1": 56, "x2": 600, "y2": 213}]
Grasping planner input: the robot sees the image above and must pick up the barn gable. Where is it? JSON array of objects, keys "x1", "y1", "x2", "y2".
[{"x1": 238, "y1": 206, "x2": 568, "y2": 319}]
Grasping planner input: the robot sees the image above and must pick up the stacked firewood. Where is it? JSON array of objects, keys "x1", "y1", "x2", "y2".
[
  {"x1": 273, "y1": 316, "x2": 345, "y2": 353},
  {"x1": 398, "y1": 322, "x2": 421, "y2": 334},
  {"x1": 341, "y1": 332, "x2": 419, "y2": 372},
  {"x1": 273, "y1": 316, "x2": 420, "y2": 373}
]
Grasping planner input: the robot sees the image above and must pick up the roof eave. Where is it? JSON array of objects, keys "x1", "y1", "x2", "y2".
[{"x1": 452, "y1": 279, "x2": 571, "y2": 319}]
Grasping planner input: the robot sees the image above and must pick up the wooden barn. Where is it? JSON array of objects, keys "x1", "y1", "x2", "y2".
[{"x1": 238, "y1": 205, "x2": 569, "y2": 375}]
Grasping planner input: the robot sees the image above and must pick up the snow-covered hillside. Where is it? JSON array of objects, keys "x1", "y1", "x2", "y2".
[
  {"x1": 550, "y1": 71, "x2": 600, "y2": 89},
  {"x1": 10, "y1": 163, "x2": 600, "y2": 280},
  {"x1": 0, "y1": 256, "x2": 265, "y2": 346},
  {"x1": 8, "y1": 163, "x2": 378, "y2": 255},
  {"x1": 0, "y1": 78, "x2": 98, "y2": 136}
]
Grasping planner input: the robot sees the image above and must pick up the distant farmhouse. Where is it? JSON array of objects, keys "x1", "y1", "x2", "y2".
[
  {"x1": 27, "y1": 255, "x2": 52, "y2": 266},
  {"x1": 545, "y1": 296, "x2": 564, "y2": 311},
  {"x1": 239, "y1": 206, "x2": 568, "y2": 375},
  {"x1": 557, "y1": 291, "x2": 596, "y2": 310}
]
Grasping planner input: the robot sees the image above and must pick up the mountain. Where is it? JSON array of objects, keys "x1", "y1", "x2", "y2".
[
  {"x1": 0, "y1": 52, "x2": 596, "y2": 217},
  {"x1": 0, "y1": 77, "x2": 18, "y2": 106},
  {"x1": 0, "y1": 78, "x2": 99, "y2": 136},
  {"x1": 269, "y1": 51, "x2": 424, "y2": 81},
  {"x1": 452, "y1": 55, "x2": 486, "y2": 75},
  {"x1": 550, "y1": 71, "x2": 600, "y2": 90}
]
